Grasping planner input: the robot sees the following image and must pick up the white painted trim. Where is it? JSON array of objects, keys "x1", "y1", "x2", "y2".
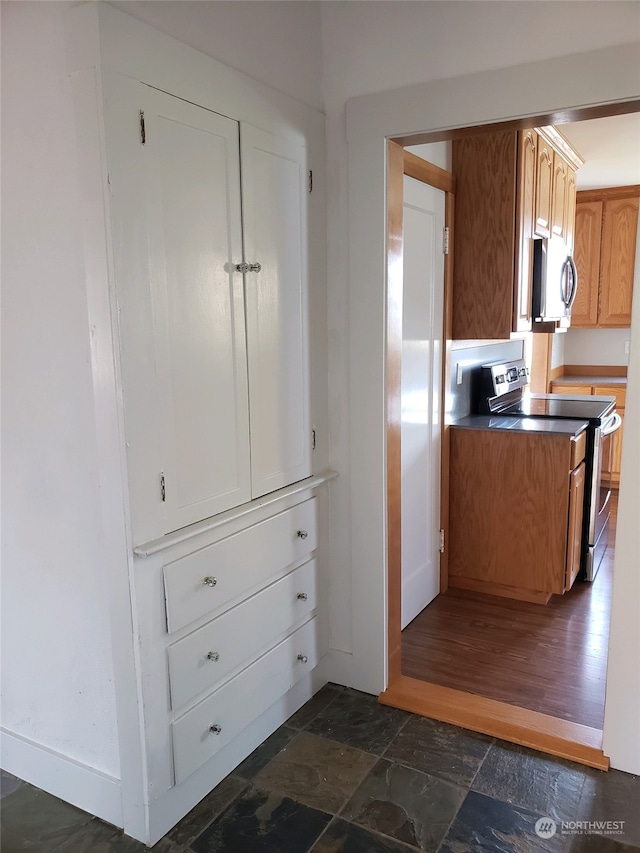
[
  {"x1": 346, "y1": 42, "x2": 640, "y2": 143},
  {"x1": 0, "y1": 729, "x2": 123, "y2": 828},
  {"x1": 68, "y1": 63, "x2": 149, "y2": 842},
  {"x1": 135, "y1": 470, "x2": 338, "y2": 556}
]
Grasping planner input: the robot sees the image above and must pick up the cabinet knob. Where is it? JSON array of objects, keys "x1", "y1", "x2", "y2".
[
  {"x1": 203, "y1": 576, "x2": 217, "y2": 587},
  {"x1": 206, "y1": 651, "x2": 220, "y2": 662},
  {"x1": 209, "y1": 724, "x2": 222, "y2": 735},
  {"x1": 296, "y1": 592, "x2": 308, "y2": 601},
  {"x1": 297, "y1": 654, "x2": 308, "y2": 664},
  {"x1": 297, "y1": 530, "x2": 308, "y2": 540}
]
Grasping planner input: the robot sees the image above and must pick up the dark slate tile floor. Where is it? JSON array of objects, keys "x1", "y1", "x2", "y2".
[{"x1": 2, "y1": 684, "x2": 640, "y2": 853}]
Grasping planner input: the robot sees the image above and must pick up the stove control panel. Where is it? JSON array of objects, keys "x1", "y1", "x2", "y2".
[
  {"x1": 476, "y1": 358, "x2": 530, "y2": 414},
  {"x1": 482, "y1": 359, "x2": 529, "y2": 395}
]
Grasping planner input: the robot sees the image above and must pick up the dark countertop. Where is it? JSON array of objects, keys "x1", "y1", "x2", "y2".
[
  {"x1": 552, "y1": 374, "x2": 627, "y2": 387},
  {"x1": 451, "y1": 415, "x2": 589, "y2": 436}
]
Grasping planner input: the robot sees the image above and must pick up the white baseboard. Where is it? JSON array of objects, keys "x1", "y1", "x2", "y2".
[
  {"x1": 0, "y1": 727, "x2": 123, "y2": 828},
  {"x1": 324, "y1": 648, "x2": 355, "y2": 688}
]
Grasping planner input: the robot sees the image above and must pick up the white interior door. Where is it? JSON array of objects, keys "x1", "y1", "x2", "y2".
[
  {"x1": 240, "y1": 124, "x2": 312, "y2": 497},
  {"x1": 105, "y1": 77, "x2": 251, "y2": 539},
  {"x1": 401, "y1": 175, "x2": 445, "y2": 629}
]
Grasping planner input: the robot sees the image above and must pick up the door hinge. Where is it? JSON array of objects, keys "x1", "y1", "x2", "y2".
[
  {"x1": 439, "y1": 528, "x2": 445, "y2": 553},
  {"x1": 443, "y1": 227, "x2": 450, "y2": 255},
  {"x1": 312, "y1": 428, "x2": 316, "y2": 450},
  {"x1": 140, "y1": 110, "x2": 146, "y2": 145},
  {"x1": 160, "y1": 472, "x2": 166, "y2": 502},
  {"x1": 309, "y1": 170, "x2": 313, "y2": 193}
]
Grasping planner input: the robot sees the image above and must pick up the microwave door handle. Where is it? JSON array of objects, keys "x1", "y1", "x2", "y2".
[
  {"x1": 566, "y1": 256, "x2": 578, "y2": 309},
  {"x1": 561, "y1": 256, "x2": 578, "y2": 308},
  {"x1": 601, "y1": 412, "x2": 623, "y2": 436}
]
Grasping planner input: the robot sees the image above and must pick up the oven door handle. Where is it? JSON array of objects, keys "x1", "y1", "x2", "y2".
[{"x1": 602, "y1": 412, "x2": 622, "y2": 436}]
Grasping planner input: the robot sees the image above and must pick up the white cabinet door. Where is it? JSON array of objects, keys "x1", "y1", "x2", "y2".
[
  {"x1": 240, "y1": 124, "x2": 312, "y2": 497},
  {"x1": 105, "y1": 77, "x2": 251, "y2": 539}
]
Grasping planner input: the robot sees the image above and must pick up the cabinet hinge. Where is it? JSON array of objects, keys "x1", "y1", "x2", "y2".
[
  {"x1": 309, "y1": 170, "x2": 313, "y2": 193},
  {"x1": 140, "y1": 110, "x2": 146, "y2": 145},
  {"x1": 443, "y1": 227, "x2": 450, "y2": 255},
  {"x1": 312, "y1": 428, "x2": 316, "y2": 450},
  {"x1": 439, "y1": 528, "x2": 445, "y2": 553},
  {"x1": 160, "y1": 472, "x2": 166, "y2": 502}
]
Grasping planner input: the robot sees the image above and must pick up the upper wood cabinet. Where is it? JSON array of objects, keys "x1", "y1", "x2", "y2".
[
  {"x1": 452, "y1": 127, "x2": 582, "y2": 339},
  {"x1": 573, "y1": 187, "x2": 639, "y2": 328},
  {"x1": 535, "y1": 139, "x2": 554, "y2": 239}
]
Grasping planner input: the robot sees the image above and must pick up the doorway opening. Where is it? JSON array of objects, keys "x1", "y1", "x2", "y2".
[{"x1": 382, "y1": 101, "x2": 640, "y2": 770}]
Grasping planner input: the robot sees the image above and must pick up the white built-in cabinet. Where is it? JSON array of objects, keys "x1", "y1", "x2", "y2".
[
  {"x1": 106, "y1": 77, "x2": 312, "y2": 544},
  {"x1": 62, "y1": 4, "x2": 332, "y2": 846}
]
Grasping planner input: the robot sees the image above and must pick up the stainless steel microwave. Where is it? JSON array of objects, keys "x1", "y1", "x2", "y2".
[{"x1": 531, "y1": 236, "x2": 578, "y2": 324}]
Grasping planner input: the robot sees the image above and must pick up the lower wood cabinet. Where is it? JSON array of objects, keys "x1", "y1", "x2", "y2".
[{"x1": 448, "y1": 425, "x2": 587, "y2": 604}]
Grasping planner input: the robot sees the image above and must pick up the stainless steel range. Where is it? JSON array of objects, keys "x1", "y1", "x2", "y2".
[{"x1": 475, "y1": 358, "x2": 622, "y2": 581}]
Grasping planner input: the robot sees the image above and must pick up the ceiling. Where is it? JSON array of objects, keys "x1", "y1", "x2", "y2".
[{"x1": 559, "y1": 112, "x2": 640, "y2": 190}]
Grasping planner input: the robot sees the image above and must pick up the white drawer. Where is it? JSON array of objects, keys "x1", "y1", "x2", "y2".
[
  {"x1": 163, "y1": 498, "x2": 317, "y2": 633},
  {"x1": 172, "y1": 617, "x2": 318, "y2": 784},
  {"x1": 168, "y1": 559, "x2": 317, "y2": 710}
]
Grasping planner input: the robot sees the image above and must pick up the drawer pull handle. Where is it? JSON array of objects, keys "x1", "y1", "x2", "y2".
[
  {"x1": 206, "y1": 651, "x2": 220, "y2": 662},
  {"x1": 297, "y1": 654, "x2": 308, "y2": 664},
  {"x1": 209, "y1": 724, "x2": 222, "y2": 735},
  {"x1": 297, "y1": 530, "x2": 308, "y2": 540},
  {"x1": 203, "y1": 576, "x2": 217, "y2": 587},
  {"x1": 296, "y1": 592, "x2": 308, "y2": 601}
]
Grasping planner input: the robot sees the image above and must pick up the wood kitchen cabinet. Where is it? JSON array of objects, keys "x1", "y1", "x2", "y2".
[
  {"x1": 572, "y1": 186, "x2": 639, "y2": 328},
  {"x1": 452, "y1": 127, "x2": 582, "y2": 339},
  {"x1": 448, "y1": 425, "x2": 587, "y2": 603}
]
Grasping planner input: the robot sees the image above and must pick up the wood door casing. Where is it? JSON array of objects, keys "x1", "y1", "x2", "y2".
[{"x1": 386, "y1": 143, "x2": 455, "y2": 681}]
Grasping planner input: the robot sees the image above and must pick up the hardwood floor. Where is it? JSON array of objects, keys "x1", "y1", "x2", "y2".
[{"x1": 401, "y1": 492, "x2": 618, "y2": 730}]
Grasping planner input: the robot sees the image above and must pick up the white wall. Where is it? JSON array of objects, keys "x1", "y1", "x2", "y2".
[
  {"x1": 602, "y1": 213, "x2": 640, "y2": 773},
  {"x1": 320, "y1": 0, "x2": 640, "y2": 674},
  {"x1": 108, "y1": 0, "x2": 324, "y2": 110},
  {"x1": 321, "y1": 1, "x2": 640, "y2": 772},
  {"x1": 1, "y1": 1, "x2": 119, "y2": 777},
  {"x1": 564, "y1": 329, "x2": 632, "y2": 367}
]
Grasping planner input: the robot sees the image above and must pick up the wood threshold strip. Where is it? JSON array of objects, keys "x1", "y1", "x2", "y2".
[{"x1": 379, "y1": 676, "x2": 609, "y2": 771}]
